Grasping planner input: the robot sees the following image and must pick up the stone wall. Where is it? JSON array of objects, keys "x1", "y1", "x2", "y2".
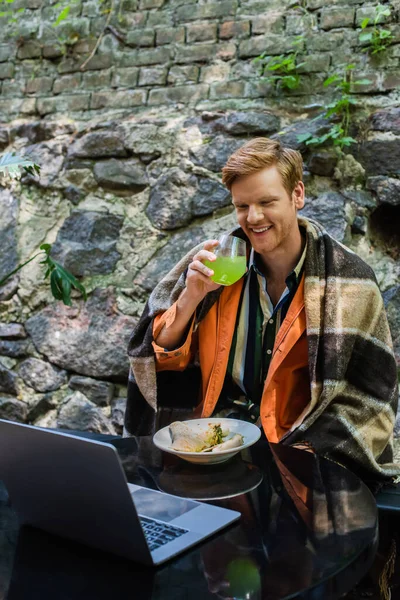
[
  {"x1": 0, "y1": 0, "x2": 399, "y2": 434},
  {"x1": 0, "y1": 0, "x2": 399, "y2": 119}
]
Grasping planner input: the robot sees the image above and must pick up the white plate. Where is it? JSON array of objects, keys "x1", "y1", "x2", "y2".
[{"x1": 153, "y1": 418, "x2": 261, "y2": 464}]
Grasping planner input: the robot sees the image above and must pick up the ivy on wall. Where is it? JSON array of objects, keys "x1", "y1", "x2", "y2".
[
  {"x1": 254, "y1": 2, "x2": 396, "y2": 152},
  {"x1": 298, "y1": 65, "x2": 371, "y2": 151}
]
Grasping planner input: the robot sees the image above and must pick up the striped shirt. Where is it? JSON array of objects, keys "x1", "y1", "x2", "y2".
[{"x1": 215, "y1": 238, "x2": 307, "y2": 421}]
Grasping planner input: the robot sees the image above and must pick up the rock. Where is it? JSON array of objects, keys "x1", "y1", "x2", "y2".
[
  {"x1": 93, "y1": 158, "x2": 148, "y2": 192},
  {"x1": 146, "y1": 168, "x2": 193, "y2": 229},
  {"x1": 354, "y1": 139, "x2": 400, "y2": 176},
  {"x1": 0, "y1": 340, "x2": 33, "y2": 358},
  {"x1": 146, "y1": 168, "x2": 230, "y2": 230},
  {"x1": 0, "y1": 363, "x2": 19, "y2": 395},
  {"x1": 190, "y1": 135, "x2": 243, "y2": 172},
  {"x1": 212, "y1": 111, "x2": 280, "y2": 136},
  {"x1": 0, "y1": 189, "x2": 18, "y2": 283},
  {"x1": 383, "y1": 285, "x2": 400, "y2": 307},
  {"x1": 307, "y1": 150, "x2": 338, "y2": 177},
  {"x1": 0, "y1": 397, "x2": 27, "y2": 422},
  {"x1": 65, "y1": 158, "x2": 94, "y2": 171},
  {"x1": 341, "y1": 189, "x2": 376, "y2": 210},
  {"x1": 33, "y1": 408, "x2": 58, "y2": 429},
  {"x1": 68, "y1": 131, "x2": 128, "y2": 159},
  {"x1": 57, "y1": 391, "x2": 117, "y2": 434},
  {"x1": 0, "y1": 357, "x2": 17, "y2": 370},
  {"x1": 301, "y1": 192, "x2": 347, "y2": 242},
  {"x1": 111, "y1": 396, "x2": 127, "y2": 433},
  {"x1": 351, "y1": 215, "x2": 367, "y2": 235},
  {"x1": 22, "y1": 140, "x2": 65, "y2": 188},
  {"x1": 10, "y1": 120, "x2": 76, "y2": 144},
  {"x1": 27, "y1": 396, "x2": 58, "y2": 422},
  {"x1": 63, "y1": 184, "x2": 83, "y2": 205},
  {"x1": 117, "y1": 121, "x2": 171, "y2": 160},
  {"x1": 370, "y1": 108, "x2": 400, "y2": 135},
  {"x1": 0, "y1": 323, "x2": 26, "y2": 339},
  {"x1": 51, "y1": 210, "x2": 124, "y2": 276},
  {"x1": 68, "y1": 375, "x2": 114, "y2": 406},
  {"x1": 370, "y1": 203, "x2": 399, "y2": 250},
  {"x1": 134, "y1": 226, "x2": 206, "y2": 291},
  {"x1": 0, "y1": 275, "x2": 19, "y2": 301},
  {"x1": 383, "y1": 285, "x2": 400, "y2": 366},
  {"x1": 18, "y1": 358, "x2": 67, "y2": 392},
  {"x1": 333, "y1": 154, "x2": 365, "y2": 188},
  {"x1": 271, "y1": 116, "x2": 330, "y2": 151},
  {"x1": 395, "y1": 413, "x2": 400, "y2": 439},
  {"x1": 0, "y1": 125, "x2": 9, "y2": 151},
  {"x1": 192, "y1": 176, "x2": 231, "y2": 217},
  {"x1": 366, "y1": 177, "x2": 400, "y2": 206},
  {"x1": 25, "y1": 288, "x2": 136, "y2": 380}
]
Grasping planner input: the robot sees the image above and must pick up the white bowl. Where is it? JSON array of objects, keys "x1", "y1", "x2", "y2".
[{"x1": 153, "y1": 418, "x2": 261, "y2": 464}]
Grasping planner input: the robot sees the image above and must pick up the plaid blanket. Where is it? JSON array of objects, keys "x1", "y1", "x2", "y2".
[{"x1": 126, "y1": 216, "x2": 400, "y2": 483}]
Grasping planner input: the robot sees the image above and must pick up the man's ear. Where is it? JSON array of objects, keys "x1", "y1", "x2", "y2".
[{"x1": 293, "y1": 181, "x2": 305, "y2": 210}]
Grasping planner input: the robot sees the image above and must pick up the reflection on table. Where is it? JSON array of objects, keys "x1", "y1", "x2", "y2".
[{"x1": 1, "y1": 434, "x2": 378, "y2": 600}]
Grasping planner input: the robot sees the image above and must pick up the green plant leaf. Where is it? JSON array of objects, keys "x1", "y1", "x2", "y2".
[
  {"x1": 282, "y1": 75, "x2": 300, "y2": 89},
  {"x1": 378, "y1": 29, "x2": 393, "y2": 39},
  {"x1": 378, "y1": 7, "x2": 391, "y2": 17},
  {"x1": 305, "y1": 136, "x2": 325, "y2": 146},
  {"x1": 338, "y1": 136, "x2": 357, "y2": 146},
  {"x1": 330, "y1": 127, "x2": 344, "y2": 139},
  {"x1": 39, "y1": 243, "x2": 51, "y2": 254},
  {"x1": 296, "y1": 133, "x2": 313, "y2": 143},
  {"x1": 359, "y1": 32, "x2": 373, "y2": 42},
  {"x1": 0, "y1": 152, "x2": 41, "y2": 179},
  {"x1": 39, "y1": 243, "x2": 87, "y2": 305},
  {"x1": 53, "y1": 5, "x2": 70, "y2": 27},
  {"x1": 361, "y1": 18, "x2": 370, "y2": 29},
  {"x1": 51, "y1": 261, "x2": 87, "y2": 302},
  {"x1": 50, "y1": 269, "x2": 65, "y2": 302},
  {"x1": 323, "y1": 74, "x2": 340, "y2": 87},
  {"x1": 267, "y1": 62, "x2": 285, "y2": 72}
]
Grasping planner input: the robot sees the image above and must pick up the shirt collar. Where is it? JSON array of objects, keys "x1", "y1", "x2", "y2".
[{"x1": 248, "y1": 233, "x2": 307, "y2": 285}]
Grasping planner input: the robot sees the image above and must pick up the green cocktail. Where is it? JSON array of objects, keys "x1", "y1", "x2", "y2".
[{"x1": 204, "y1": 256, "x2": 247, "y2": 286}]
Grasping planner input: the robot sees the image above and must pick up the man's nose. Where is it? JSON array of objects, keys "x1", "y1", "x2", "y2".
[{"x1": 247, "y1": 205, "x2": 264, "y2": 223}]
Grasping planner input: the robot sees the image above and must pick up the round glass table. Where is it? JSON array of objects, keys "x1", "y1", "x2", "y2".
[{"x1": 0, "y1": 434, "x2": 378, "y2": 600}]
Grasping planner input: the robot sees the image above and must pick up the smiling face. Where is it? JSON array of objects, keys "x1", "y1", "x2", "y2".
[{"x1": 231, "y1": 165, "x2": 305, "y2": 261}]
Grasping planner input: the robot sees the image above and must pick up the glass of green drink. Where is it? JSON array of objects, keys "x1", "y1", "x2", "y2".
[{"x1": 204, "y1": 235, "x2": 247, "y2": 286}]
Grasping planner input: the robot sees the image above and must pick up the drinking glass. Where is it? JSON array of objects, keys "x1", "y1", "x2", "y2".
[{"x1": 204, "y1": 234, "x2": 247, "y2": 286}]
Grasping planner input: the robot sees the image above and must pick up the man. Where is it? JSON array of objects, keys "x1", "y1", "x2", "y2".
[{"x1": 126, "y1": 137, "x2": 399, "y2": 485}]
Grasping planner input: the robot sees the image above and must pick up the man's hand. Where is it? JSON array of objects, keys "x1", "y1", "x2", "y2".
[
  {"x1": 154, "y1": 240, "x2": 221, "y2": 350},
  {"x1": 185, "y1": 239, "x2": 221, "y2": 302}
]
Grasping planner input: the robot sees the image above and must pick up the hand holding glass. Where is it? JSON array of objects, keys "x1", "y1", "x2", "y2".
[{"x1": 204, "y1": 235, "x2": 247, "y2": 286}]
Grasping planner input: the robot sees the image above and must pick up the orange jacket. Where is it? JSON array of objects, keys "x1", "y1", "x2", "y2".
[{"x1": 152, "y1": 274, "x2": 310, "y2": 443}]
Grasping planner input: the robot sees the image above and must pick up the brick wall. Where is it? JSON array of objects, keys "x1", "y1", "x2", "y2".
[{"x1": 0, "y1": 0, "x2": 399, "y2": 120}]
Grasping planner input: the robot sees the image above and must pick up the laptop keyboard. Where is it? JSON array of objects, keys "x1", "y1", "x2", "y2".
[{"x1": 139, "y1": 516, "x2": 189, "y2": 552}]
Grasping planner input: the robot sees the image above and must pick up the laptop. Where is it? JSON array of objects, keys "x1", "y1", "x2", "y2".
[{"x1": 0, "y1": 419, "x2": 240, "y2": 566}]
